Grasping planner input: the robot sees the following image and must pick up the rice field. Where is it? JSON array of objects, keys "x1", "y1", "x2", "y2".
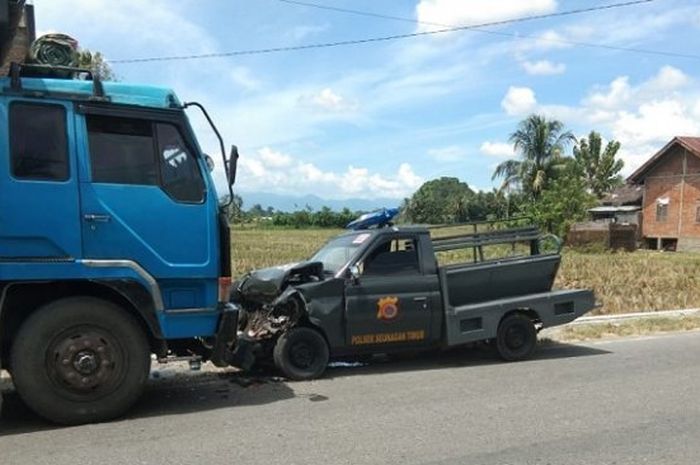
[{"x1": 231, "y1": 227, "x2": 700, "y2": 315}]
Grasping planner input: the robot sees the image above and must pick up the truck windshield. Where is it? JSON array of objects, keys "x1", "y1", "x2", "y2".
[{"x1": 309, "y1": 233, "x2": 371, "y2": 275}]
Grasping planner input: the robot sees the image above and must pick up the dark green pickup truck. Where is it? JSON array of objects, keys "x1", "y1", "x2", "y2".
[{"x1": 231, "y1": 224, "x2": 596, "y2": 380}]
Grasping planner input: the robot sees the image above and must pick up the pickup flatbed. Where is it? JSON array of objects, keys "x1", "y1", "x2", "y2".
[{"x1": 231, "y1": 222, "x2": 596, "y2": 380}]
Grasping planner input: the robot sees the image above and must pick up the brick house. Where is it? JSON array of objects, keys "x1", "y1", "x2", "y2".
[{"x1": 628, "y1": 136, "x2": 700, "y2": 251}]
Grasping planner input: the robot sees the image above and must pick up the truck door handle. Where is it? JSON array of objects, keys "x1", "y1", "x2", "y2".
[{"x1": 83, "y1": 214, "x2": 111, "y2": 223}]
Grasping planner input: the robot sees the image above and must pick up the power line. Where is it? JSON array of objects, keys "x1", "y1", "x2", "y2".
[
  {"x1": 110, "y1": 0, "x2": 669, "y2": 64},
  {"x1": 277, "y1": 0, "x2": 699, "y2": 61}
]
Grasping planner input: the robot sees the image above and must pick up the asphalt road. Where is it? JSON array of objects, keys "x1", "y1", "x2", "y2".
[{"x1": 1, "y1": 331, "x2": 699, "y2": 465}]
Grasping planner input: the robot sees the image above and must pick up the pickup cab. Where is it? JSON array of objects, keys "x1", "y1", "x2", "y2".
[{"x1": 232, "y1": 220, "x2": 596, "y2": 380}]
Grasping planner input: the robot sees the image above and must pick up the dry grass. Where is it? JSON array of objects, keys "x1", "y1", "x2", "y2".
[
  {"x1": 231, "y1": 228, "x2": 700, "y2": 315},
  {"x1": 556, "y1": 249, "x2": 700, "y2": 314}
]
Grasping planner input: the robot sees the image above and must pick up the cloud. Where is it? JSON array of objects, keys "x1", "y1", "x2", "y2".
[
  {"x1": 287, "y1": 24, "x2": 330, "y2": 41},
  {"x1": 427, "y1": 145, "x2": 467, "y2": 162},
  {"x1": 415, "y1": 0, "x2": 557, "y2": 31},
  {"x1": 299, "y1": 88, "x2": 359, "y2": 112},
  {"x1": 501, "y1": 65, "x2": 700, "y2": 175},
  {"x1": 480, "y1": 141, "x2": 515, "y2": 158},
  {"x1": 238, "y1": 147, "x2": 424, "y2": 199},
  {"x1": 521, "y1": 59, "x2": 566, "y2": 76},
  {"x1": 230, "y1": 66, "x2": 262, "y2": 92},
  {"x1": 501, "y1": 86, "x2": 537, "y2": 115}
]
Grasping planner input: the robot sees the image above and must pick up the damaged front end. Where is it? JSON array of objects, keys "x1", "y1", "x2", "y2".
[{"x1": 231, "y1": 261, "x2": 324, "y2": 343}]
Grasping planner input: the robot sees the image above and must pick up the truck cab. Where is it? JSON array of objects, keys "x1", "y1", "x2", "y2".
[{"x1": 0, "y1": 64, "x2": 238, "y2": 424}]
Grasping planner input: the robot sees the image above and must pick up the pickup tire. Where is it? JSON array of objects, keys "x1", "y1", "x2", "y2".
[
  {"x1": 273, "y1": 327, "x2": 329, "y2": 381},
  {"x1": 496, "y1": 313, "x2": 537, "y2": 361},
  {"x1": 10, "y1": 297, "x2": 150, "y2": 425}
]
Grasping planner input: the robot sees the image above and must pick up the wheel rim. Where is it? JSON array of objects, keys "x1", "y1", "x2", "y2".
[
  {"x1": 504, "y1": 324, "x2": 527, "y2": 351},
  {"x1": 289, "y1": 341, "x2": 315, "y2": 370},
  {"x1": 46, "y1": 325, "x2": 125, "y2": 400}
]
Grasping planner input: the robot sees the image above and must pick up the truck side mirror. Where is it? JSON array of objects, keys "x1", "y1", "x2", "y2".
[
  {"x1": 348, "y1": 265, "x2": 361, "y2": 284},
  {"x1": 227, "y1": 145, "x2": 239, "y2": 186}
]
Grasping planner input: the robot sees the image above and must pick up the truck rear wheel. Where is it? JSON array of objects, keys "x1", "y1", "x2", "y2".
[
  {"x1": 496, "y1": 313, "x2": 537, "y2": 361},
  {"x1": 273, "y1": 327, "x2": 329, "y2": 381},
  {"x1": 10, "y1": 297, "x2": 150, "y2": 425}
]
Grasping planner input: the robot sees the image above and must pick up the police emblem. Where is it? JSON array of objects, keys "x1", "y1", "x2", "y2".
[{"x1": 377, "y1": 296, "x2": 399, "y2": 321}]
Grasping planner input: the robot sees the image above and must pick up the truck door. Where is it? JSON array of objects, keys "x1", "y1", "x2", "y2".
[
  {"x1": 0, "y1": 99, "x2": 81, "y2": 259},
  {"x1": 76, "y1": 107, "x2": 218, "y2": 310},
  {"x1": 344, "y1": 235, "x2": 440, "y2": 349}
]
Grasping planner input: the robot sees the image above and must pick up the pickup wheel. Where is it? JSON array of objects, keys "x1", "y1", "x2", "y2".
[
  {"x1": 10, "y1": 297, "x2": 150, "y2": 425},
  {"x1": 496, "y1": 313, "x2": 537, "y2": 361},
  {"x1": 273, "y1": 327, "x2": 329, "y2": 381}
]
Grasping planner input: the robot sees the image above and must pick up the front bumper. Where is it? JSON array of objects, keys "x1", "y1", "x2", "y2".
[{"x1": 210, "y1": 302, "x2": 240, "y2": 367}]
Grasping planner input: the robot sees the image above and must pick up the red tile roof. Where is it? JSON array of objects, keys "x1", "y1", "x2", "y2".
[{"x1": 627, "y1": 136, "x2": 700, "y2": 184}]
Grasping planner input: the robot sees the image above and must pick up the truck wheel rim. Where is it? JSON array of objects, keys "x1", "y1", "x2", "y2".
[
  {"x1": 289, "y1": 342, "x2": 315, "y2": 369},
  {"x1": 47, "y1": 325, "x2": 124, "y2": 398},
  {"x1": 504, "y1": 325, "x2": 526, "y2": 351}
]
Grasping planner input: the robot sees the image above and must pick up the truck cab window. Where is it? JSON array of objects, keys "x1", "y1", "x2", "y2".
[
  {"x1": 87, "y1": 114, "x2": 158, "y2": 185},
  {"x1": 363, "y1": 237, "x2": 420, "y2": 276},
  {"x1": 10, "y1": 103, "x2": 69, "y2": 181},
  {"x1": 156, "y1": 123, "x2": 205, "y2": 203}
]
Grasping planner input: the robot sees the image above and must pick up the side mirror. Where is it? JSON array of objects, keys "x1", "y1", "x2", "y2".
[
  {"x1": 204, "y1": 154, "x2": 215, "y2": 172},
  {"x1": 227, "y1": 145, "x2": 239, "y2": 186},
  {"x1": 348, "y1": 265, "x2": 361, "y2": 283}
]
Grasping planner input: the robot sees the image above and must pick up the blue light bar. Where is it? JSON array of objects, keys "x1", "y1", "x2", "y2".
[{"x1": 346, "y1": 207, "x2": 400, "y2": 230}]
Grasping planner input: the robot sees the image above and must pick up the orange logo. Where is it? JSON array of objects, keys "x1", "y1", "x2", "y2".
[{"x1": 377, "y1": 296, "x2": 399, "y2": 321}]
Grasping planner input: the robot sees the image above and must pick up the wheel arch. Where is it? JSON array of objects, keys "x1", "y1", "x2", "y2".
[
  {"x1": 499, "y1": 307, "x2": 542, "y2": 326},
  {"x1": 0, "y1": 279, "x2": 163, "y2": 367}
]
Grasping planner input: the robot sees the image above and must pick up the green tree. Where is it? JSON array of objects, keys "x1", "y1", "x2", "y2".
[
  {"x1": 492, "y1": 114, "x2": 576, "y2": 199},
  {"x1": 77, "y1": 49, "x2": 117, "y2": 81},
  {"x1": 522, "y1": 165, "x2": 597, "y2": 237},
  {"x1": 573, "y1": 131, "x2": 624, "y2": 198},
  {"x1": 404, "y1": 177, "x2": 475, "y2": 224},
  {"x1": 224, "y1": 193, "x2": 243, "y2": 223}
]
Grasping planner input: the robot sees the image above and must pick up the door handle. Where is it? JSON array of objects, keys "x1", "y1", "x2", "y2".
[
  {"x1": 83, "y1": 214, "x2": 111, "y2": 223},
  {"x1": 413, "y1": 296, "x2": 428, "y2": 310}
]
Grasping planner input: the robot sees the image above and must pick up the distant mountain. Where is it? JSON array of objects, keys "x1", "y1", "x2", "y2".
[{"x1": 238, "y1": 192, "x2": 402, "y2": 213}]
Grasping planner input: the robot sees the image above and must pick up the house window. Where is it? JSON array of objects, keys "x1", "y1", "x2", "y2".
[
  {"x1": 656, "y1": 198, "x2": 669, "y2": 223},
  {"x1": 695, "y1": 204, "x2": 700, "y2": 224}
]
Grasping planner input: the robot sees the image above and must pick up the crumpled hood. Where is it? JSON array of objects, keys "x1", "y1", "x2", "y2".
[{"x1": 234, "y1": 261, "x2": 324, "y2": 305}]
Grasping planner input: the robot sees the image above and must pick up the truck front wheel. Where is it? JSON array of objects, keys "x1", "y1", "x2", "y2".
[
  {"x1": 273, "y1": 327, "x2": 329, "y2": 380},
  {"x1": 10, "y1": 297, "x2": 150, "y2": 425},
  {"x1": 496, "y1": 313, "x2": 537, "y2": 361}
]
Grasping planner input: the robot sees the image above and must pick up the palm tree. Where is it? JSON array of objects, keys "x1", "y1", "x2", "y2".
[
  {"x1": 492, "y1": 114, "x2": 576, "y2": 199},
  {"x1": 573, "y1": 131, "x2": 624, "y2": 198}
]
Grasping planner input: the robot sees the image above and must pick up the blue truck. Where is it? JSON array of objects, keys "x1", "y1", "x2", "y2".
[{"x1": 0, "y1": 60, "x2": 243, "y2": 424}]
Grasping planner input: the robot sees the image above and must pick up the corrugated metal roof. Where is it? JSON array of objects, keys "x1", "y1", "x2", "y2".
[{"x1": 588, "y1": 206, "x2": 641, "y2": 213}]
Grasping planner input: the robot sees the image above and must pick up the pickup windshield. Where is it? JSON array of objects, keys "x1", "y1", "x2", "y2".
[{"x1": 309, "y1": 232, "x2": 371, "y2": 274}]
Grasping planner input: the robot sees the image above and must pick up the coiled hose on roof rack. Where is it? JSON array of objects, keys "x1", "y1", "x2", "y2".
[{"x1": 29, "y1": 33, "x2": 78, "y2": 67}]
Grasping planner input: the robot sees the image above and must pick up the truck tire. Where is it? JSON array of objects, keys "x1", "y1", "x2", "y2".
[
  {"x1": 273, "y1": 327, "x2": 329, "y2": 381},
  {"x1": 496, "y1": 313, "x2": 537, "y2": 362},
  {"x1": 10, "y1": 297, "x2": 150, "y2": 425}
]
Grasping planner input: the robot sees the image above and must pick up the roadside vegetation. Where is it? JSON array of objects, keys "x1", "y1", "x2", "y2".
[{"x1": 231, "y1": 228, "x2": 700, "y2": 316}]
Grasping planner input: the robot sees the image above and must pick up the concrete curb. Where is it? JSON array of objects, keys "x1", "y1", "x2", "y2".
[{"x1": 568, "y1": 308, "x2": 700, "y2": 326}]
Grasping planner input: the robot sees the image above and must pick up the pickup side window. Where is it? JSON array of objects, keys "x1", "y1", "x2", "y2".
[
  {"x1": 363, "y1": 237, "x2": 420, "y2": 276},
  {"x1": 87, "y1": 115, "x2": 158, "y2": 185},
  {"x1": 156, "y1": 123, "x2": 205, "y2": 203},
  {"x1": 10, "y1": 102, "x2": 69, "y2": 181}
]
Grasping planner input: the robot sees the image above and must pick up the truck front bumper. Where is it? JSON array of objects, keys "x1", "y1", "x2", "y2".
[{"x1": 210, "y1": 302, "x2": 240, "y2": 367}]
